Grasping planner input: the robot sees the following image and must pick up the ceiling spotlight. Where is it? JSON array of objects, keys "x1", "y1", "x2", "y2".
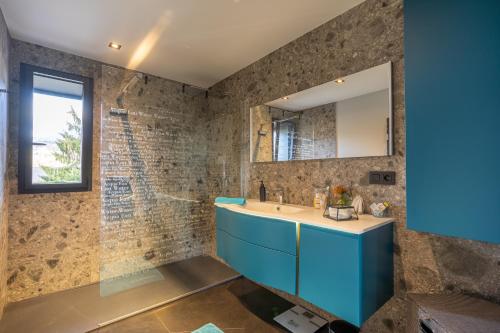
[
  {"x1": 108, "y1": 42, "x2": 122, "y2": 50},
  {"x1": 334, "y1": 78, "x2": 345, "y2": 84},
  {"x1": 282, "y1": 97, "x2": 289, "y2": 100}
]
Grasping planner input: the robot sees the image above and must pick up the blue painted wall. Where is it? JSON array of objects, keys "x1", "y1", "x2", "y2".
[{"x1": 405, "y1": 0, "x2": 500, "y2": 243}]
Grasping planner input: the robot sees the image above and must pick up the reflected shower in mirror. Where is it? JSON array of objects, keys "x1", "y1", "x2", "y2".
[{"x1": 250, "y1": 62, "x2": 392, "y2": 162}]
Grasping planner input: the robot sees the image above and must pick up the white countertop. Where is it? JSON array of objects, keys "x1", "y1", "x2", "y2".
[{"x1": 215, "y1": 199, "x2": 394, "y2": 235}]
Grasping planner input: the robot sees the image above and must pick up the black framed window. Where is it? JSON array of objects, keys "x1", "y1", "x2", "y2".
[{"x1": 18, "y1": 63, "x2": 93, "y2": 194}]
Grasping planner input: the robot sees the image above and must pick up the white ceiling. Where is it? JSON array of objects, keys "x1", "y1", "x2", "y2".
[
  {"x1": 266, "y1": 62, "x2": 392, "y2": 111},
  {"x1": 0, "y1": 0, "x2": 364, "y2": 88}
]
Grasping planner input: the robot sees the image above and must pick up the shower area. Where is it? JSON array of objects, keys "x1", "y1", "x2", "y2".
[
  {"x1": 96, "y1": 64, "x2": 238, "y2": 323},
  {"x1": 100, "y1": 65, "x2": 209, "y2": 281},
  {"x1": 0, "y1": 64, "x2": 238, "y2": 333}
]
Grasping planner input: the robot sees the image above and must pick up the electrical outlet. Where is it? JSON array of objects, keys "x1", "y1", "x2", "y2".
[{"x1": 369, "y1": 171, "x2": 396, "y2": 185}]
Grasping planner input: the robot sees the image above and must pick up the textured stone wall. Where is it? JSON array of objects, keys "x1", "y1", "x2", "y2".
[
  {"x1": 0, "y1": 7, "x2": 10, "y2": 317},
  {"x1": 7, "y1": 40, "x2": 102, "y2": 302},
  {"x1": 251, "y1": 103, "x2": 337, "y2": 162},
  {"x1": 207, "y1": 0, "x2": 500, "y2": 332},
  {"x1": 6, "y1": 41, "x2": 212, "y2": 301},
  {"x1": 100, "y1": 65, "x2": 211, "y2": 280},
  {"x1": 294, "y1": 103, "x2": 337, "y2": 160},
  {"x1": 250, "y1": 105, "x2": 273, "y2": 162},
  {"x1": 3, "y1": 1, "x2": 499, "y2": 328}
]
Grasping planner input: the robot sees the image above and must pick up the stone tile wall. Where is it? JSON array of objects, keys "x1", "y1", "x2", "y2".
[
  {"x1": 99, "y1": 65, "x2": 211, "y2": 280},
  {"x1": 207, "y1": 0, "x2": 500, "y2": 332},
  {"x1": 293, "y1": 102, "x2": 337, "y2": 160},
  {"x1": 6, "y1": 41, "x2": 212, "y2": 301},
  {"x1": 3, "y1": 1, "x2": 499, "y2": 329},
  {"x1": 7, "y1": 40, "x2": 102, "y2": 302},
  {"x1": 250, "y1": 105, "x2": 273, "y2": 162},
  {"x1": 0, "y1": 7, "x2": 10, "y2": 317}
]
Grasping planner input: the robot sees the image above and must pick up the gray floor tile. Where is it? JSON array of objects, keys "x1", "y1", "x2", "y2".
[
  {"x1": 95, "y1": 313, "x2": 168, "y2": 333},
  {"x1": 0, "y1": 292, "x2": 95, "y2": 333},
  {"x1": 0, "y1": 256, "x2": 239, "y2": 333},
  {"x1": 94, "y1": 278, "x2": 332, "y2": 333}
]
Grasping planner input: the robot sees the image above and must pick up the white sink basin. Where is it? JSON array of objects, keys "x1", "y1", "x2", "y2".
[
  {"x1": 215, "y1": 198, "x2": 395, "y2": 235},
  {"x1": 243, "y1": 201, "x2": 304, "y2": 214}
]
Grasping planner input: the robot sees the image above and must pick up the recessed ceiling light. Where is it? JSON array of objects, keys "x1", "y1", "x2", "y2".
[
  {"x1": 282, "y1": 97, "x2": 289, "y2": 100},
  {"x1": 108, "y1": 42, "x2": 122, "y2": 50},
  {"x1": 334, "y1": 78, "x2": 345, "y2": 84}
]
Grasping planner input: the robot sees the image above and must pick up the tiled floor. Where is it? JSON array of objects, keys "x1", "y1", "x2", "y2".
[
  {"x1": 92, "y1": 277, "x2": 330, "y2": 333},
  {"x1": 0, "y1": 256, "x2": 240, "y2": 333}
]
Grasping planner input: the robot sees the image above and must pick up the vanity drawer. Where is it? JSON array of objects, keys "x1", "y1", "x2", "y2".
[
  {"x1": 215, "y1": 207, "x2": 296, "y2": 255},
  {"x1": 299, "y1": 225, "x2": 361, "y2": 325},
  {"x1": 299, "y1": 223, "x2": 393, "y2": 327},
  {"x1": 217, "y1": 228, "x2": 296, "y2": 294}
]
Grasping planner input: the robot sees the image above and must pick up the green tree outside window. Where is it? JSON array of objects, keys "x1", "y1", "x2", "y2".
[{"x1": 40, "y1": 106, "x2": 82, "y2": 183}]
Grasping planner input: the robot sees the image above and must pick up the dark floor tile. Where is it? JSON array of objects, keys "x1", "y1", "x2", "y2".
[
  {"x1": 92, "y1": 278, "x2": 334, "y2": 333},
  {"x1": 5, "y1": 274, "x2": 329, "y2": 333},
  {"x1": 93, "y1": 277, "x2": 333, "y2": 333},
  {"x1": 228, "y1": 279, "x2": 294, "y2": 324},
  {"x1": 153, "y1": 278, "x2": 291, "y2": 333}
]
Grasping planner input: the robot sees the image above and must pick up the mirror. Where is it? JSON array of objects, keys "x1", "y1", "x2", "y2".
[{"x1": 250, "y1": 62, "x2": 392, "y2": 162}]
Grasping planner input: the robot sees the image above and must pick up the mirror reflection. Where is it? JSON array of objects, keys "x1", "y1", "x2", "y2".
[{"x1": 250, "y1": 62, "x2": 392, "y2": 162}]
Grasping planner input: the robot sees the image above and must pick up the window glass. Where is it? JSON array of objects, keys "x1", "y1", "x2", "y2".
[
  {"x1": 19, "y1": 64, "x2": 93, "y2": 193},
  {"x1": 32, "y1": 87, "x2": 83, "y2": 184}
]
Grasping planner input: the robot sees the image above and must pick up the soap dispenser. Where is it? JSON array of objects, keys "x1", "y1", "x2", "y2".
[{"x1": 259, "y1": 181, "x2": 266, "y2": 202}]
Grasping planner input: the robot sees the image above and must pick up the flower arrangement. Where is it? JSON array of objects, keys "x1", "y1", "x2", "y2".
[{"x1": 331, "y1": 185, "x2": 352, "y2": 207}]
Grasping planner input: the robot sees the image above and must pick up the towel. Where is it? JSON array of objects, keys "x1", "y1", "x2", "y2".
[
  {"x1": 214, "y1": 197, "x2": 246, "y2": 205},
  {"x1": 192, "y1": 323, "x2": 224, "y2": 333}
]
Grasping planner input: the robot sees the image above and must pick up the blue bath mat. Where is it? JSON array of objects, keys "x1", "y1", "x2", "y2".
[{"x1": 192, "y1": 323, "x2": 224, "y2": 333}]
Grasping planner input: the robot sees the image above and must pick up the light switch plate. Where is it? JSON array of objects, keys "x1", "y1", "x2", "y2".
[{"x1": 369, "y1": 171, "x2": 396, "y2": 185}]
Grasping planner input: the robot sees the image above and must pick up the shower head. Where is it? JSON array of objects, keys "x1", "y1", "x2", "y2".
[
  {"x1": 116, "y1": 73, "x2": 144, "y2": 108},
  {"x1": 120, "y1": 73, "x2": 144, "y2": 95}
]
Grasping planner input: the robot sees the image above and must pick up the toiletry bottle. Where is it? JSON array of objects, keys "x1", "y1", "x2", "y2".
[
  {"x1": 313, "y1": 189, "x2": 321, "y2": 209},
  {"x1": 259, "y1": 181, "x2": 266, "y2": 202},
  {"x1": 320, "y1": 192, "x2": 328, "y2": 211}
]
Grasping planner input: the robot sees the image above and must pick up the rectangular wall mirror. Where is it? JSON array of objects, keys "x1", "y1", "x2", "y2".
[{"x1": 250, "y1": 62, "x2": 392, "y2": 162}]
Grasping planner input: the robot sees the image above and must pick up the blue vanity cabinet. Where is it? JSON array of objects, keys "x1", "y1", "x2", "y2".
[
  {"x1": 216, "y1": 207, "x2": 297, "y2": 294},
  {"x1": 216, "y1": 207, "x2": 296, "y2": 255},
  {"x1": 299, "y1": 223, "x2": 393, "y2": 327},
  {"x1": 405, "y1": 0, "x2": 500, "y2": 243}
]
